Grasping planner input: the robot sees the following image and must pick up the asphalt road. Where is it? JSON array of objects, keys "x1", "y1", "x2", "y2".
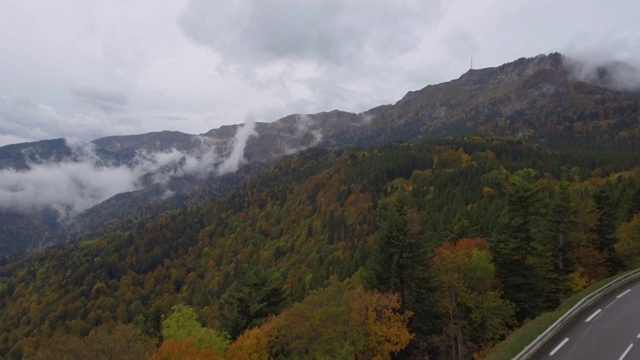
[{"x1": 542, "y1": 281, "x2": 640, "y2": 360}]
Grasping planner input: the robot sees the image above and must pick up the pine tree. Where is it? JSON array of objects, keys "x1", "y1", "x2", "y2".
[
  {"x1": 593, "y1": 185, "x2": 624, "y2": 273},
  {"x1": 218, "y1": 268, "x2": 285, "y2": 339},
  {"x1": 490, "y1": 173, "x2": 547, "y2": 321},
  {"x1": 364, "y1": 190, "x2": 434, "y2": 338},
  {"x1": 542, "y1": 181, "x2": 577, "y2": 307}
]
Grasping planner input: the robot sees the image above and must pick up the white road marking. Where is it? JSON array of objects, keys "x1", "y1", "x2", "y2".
[
  {"x1": 637, "y1": 333, "x2": 640, "y2": 339},
  {"x1": 617, "y1": 289, "x2": 632, "y2": 299},
  {"x1": 550, "y1": 338, "x2": 570, "y2": 356},
  {"x1": 619, "y1": 344, "x2": 633, "y2": 360},
  {"x1": 585, "y1": 309, "x2": 602, "y2": 322},
  {"x1": 605, "y1": 299, "x2": 617, "y2": 309}
]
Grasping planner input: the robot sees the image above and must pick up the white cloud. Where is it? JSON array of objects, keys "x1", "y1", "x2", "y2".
[
  {"x1": 0, "y1": 126, "x2": 257, "y2": 219},
  {"x1": 217, "y1": 118, "x2": 257, "y2": 174},
  {"x1": 0, "y1": 156, "x2": 139, "y2": 219}
]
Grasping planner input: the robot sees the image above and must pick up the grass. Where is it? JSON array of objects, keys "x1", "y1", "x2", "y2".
[{"x1": 485, "y1": 275, "x2": 619, "y2": 360}]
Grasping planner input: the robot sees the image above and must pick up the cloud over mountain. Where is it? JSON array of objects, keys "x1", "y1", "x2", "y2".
[{"x1": 0, "y1": 122, "x2": 257, "y2": 219}]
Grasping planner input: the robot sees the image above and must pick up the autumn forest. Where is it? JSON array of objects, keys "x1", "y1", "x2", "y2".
[{"x1": 1, "y1": 132, "x2": 640, "y2": 359}]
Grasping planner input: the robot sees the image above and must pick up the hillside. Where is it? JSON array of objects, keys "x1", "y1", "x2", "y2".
[{"x1": 2, "y1": 134, "x2": 640, "y2": 358}]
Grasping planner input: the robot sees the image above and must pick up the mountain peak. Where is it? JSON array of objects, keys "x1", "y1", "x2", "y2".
[{"x1": 458, "y1": 52, "x2": 564, "y2": 85}]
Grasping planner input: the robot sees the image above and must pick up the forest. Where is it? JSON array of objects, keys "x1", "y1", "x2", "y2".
[{"x1": 1, "y1": 135, "x2": 640, "y2": 359}]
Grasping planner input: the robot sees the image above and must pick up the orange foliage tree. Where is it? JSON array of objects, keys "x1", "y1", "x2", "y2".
[{"x1": 148, "y1": 339, "x2": 226, "y2": 360}]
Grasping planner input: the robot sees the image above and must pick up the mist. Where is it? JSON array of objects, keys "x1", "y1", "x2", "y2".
[
  {"x1": 282, "y1": 114, "x2": 323, "y2": 155},
  {"x1": 0, "y1": 125, "x2": 255, "y2": 220},
  {"x1": 564, "y1": 55, "x2": 640, "y2": 92},
  {"x1": 218, "y1": 119, "x2": 258, "y2": 174}
]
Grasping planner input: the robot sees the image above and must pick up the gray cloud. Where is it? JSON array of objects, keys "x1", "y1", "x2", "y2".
[
  {"x1": 0, "y1": 95, "x2": 58, "y2": 143},
  {"x1": 175, "y1": 0, "x2": 451, "y2": 122},
  {"x1": 178, "y1": 0, "x2": 439, "y2": 66},
  {"x1": 69, "y1": 86, "x2": 129, "y2": 113},
  {"x1": 0, "y1": 94, "x2": 138, "y2": 145}
]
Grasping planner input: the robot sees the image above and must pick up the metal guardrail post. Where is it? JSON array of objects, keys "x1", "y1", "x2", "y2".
[{"x1": 513, "y1": 268, "x2": 640, "y2": 360}]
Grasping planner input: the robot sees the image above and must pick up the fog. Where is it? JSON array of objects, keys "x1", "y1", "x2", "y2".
[
  {"x1": 0, "y1": 124, "x2": 255, "y2": 220},
  {"x1": 565, "y1": 56, "x2": 640, "y2": 92}
]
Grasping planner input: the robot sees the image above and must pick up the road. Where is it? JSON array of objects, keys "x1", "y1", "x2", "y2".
[{"x1": 543, "y1": 281, "x2": 640, "y2": 360}]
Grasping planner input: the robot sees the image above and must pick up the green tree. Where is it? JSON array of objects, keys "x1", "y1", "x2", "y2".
[
  {"x1": 615, "y1": 214, "x2": 640, "y2": 267},
  {"x1": 593, "y1": 185, "x2": 624, "y2": 272},
  {"x1": 431, "y1": 238, "x2": 514, "y2": 360},
  {"x1": 364, "y1": 189, "x2": 432, "y2": 337},
  {"x1": 542, "y1": 181, "x2": 577, "y2": 306},
  {"x1": 218, "y1": 267, "x2": 285, "y2": 339},
  {"x1": 229, "y1": 279, "x2": 413, "y2": 360},
  {"x1": 162, "y1": 304, "x2": 230, "y2": 356},
  {"x1": 490, "y1": 172, "x2": 547, "y2": 321}
]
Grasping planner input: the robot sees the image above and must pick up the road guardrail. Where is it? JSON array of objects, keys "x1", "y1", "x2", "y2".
[{"x1": 513, "y1": 268, "x2": 640, "y2": 360}]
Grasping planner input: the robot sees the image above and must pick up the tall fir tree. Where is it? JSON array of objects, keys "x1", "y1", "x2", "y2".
[
  {"x1": 542, "y1": 181, "x2": 577, "y2": 307},
  {"x1": 364, "y1": 189, "x2": 434, "y2": 340},
  {"x1": 218, "y1": 267, "x2": 285, "y2": 339},
  {"x1": 593, "y1": 185, "x2": 625, "y2": 273},
  {"x1": 490, "y1": 172, "x2": 547, "y2": 321}
]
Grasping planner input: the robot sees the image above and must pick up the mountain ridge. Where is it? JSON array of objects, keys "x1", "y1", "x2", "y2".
[{"x1": 1, "y1": 52, "x2": 639, "y2": 254}]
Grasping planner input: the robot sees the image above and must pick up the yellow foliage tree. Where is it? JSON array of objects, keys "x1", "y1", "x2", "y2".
[
  {"x1": 229, "y1": 279, "x2": 413, "y2": 359},
  {"x1": 615, "y1": 214, "x2": 640, "y2": 267}
]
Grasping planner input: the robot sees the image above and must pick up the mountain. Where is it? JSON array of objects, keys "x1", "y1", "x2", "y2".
[
  {"x1": 1, "y1": 52, "x2": 639, "y2": 254},
  {"x1": 2, "y1": 52, "x2": 640, "y2": 359}
]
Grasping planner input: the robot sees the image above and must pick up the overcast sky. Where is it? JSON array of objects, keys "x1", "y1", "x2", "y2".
[{"x1": 0, "y1": 0, "x2": 638, "y2": 146}]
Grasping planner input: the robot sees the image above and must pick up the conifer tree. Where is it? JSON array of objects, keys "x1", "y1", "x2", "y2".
[
  {"x1": 218, "y1": 267, "x2": 285, "y2": 339},
  {"x1": 364, "y1": 189, "x2": 433, "y2": 338},
  {"x1": 490, "y1": 172, "x2": 547, "y2": 321},
  {"x1": 542, "y1": 181, "x2": 577, "y2": 306},
  {"x1": 593, "y1": 185, "x2": 624, "y2": 273}
]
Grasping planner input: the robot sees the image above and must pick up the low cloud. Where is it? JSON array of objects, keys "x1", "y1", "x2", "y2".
[
  {"x1": 217, "y1": 118, "x2": 258, "y2": 174},
  {"x1": 565, "y1": 56, "x2": 640, "y2": 91},
  {"x1": 0, "y1": 156, "x2": 138, "y2": 219},
  {"x1": 282, "y1": 114, "x2": 322, "y2": 155},
  {"x1": 0, "y1": 126, "x2": 256, "y2": 220}
]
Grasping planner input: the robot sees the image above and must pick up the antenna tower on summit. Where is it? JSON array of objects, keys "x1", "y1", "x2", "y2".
[{"x1": 471, "y1": 57, "x2": 473, "y2": 70}]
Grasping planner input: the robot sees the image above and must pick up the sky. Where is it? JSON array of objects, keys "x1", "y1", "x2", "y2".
[{"x1": 0, "y1": 0, "x2": 638, "y2": 147}]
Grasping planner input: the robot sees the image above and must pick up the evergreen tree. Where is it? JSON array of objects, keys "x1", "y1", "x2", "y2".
[
  {"x1": 542, "y1": 181, "x2": 577, "y2": 307},
  {"x1": 364, "y1": 190, "x2": 434, "y2": 339},
  {"x1": 218, "y1": 267, "x2": 286, "y2": 339},
  {"x1": 490, "y1": 172, "x2": 547, "y2": 321},
  {"x1": 593, "y1": 185, "x2": 624, "y2": 272}
]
